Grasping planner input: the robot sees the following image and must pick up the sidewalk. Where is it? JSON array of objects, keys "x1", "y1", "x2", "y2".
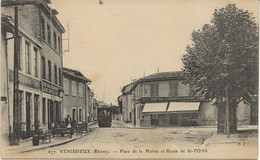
[
  {"x1": 6, "y1": 122, "x2": 98, "y2": 153},
  {"x1": 202, "y1": 125, "x2": 258, "y2": 147}
]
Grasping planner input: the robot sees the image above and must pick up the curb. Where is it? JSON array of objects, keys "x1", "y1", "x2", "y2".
[
  {"x1": 200, "y1": 131, "x2": 217, "y2": 147},
  {"x1": 21, "y1": 132, "x2": 92, "y2": 153},
  {"x1": 116, "y1": 121, "x2": 154, "y2": 129}
]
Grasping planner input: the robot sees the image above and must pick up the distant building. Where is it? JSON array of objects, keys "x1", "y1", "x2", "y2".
[
  {"x1": 118, "y1": 82, "x2": 135, "y2": 123},
  {"x1": 63, "y1": 67, "x2": 91, "y2": 125},
  {"x1": 119, "y1": 71, "x2": 252, "y2": 127}
]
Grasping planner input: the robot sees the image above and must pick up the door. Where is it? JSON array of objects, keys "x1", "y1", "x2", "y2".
[
  {"x1": 151, "y1": 114, "x2": 159, "y2": 126},
  {"x1": 26, "y1": 93, "x2": 31, "y2": 133},
  {"x1": 34, "y1": 95, "x2": 39, "y2": 130},
  {"x1": 170, "y1": 114, "x2": 178, "y2": 126}
]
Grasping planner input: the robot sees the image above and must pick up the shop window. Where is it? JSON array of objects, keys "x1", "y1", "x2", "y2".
[{"x1": 42, "y1": 98, "x2": 46, "y2": 124}]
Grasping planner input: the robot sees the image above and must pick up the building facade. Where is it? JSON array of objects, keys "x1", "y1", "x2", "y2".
[
  {"x1": 1, "y1": 0, "x2": 65, "y2": 143},
  {"x1": 63, "y1": 68, "x2": 91, "y2": 126},
  {"x1": 119, "y1": 71, "x2": 252, "y2": 127}
]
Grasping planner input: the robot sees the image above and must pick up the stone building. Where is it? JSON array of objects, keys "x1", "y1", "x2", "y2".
[
  {"x1": 63, "y1": 67, "x2": 91, "y2": 125},
  {"x1": 119, "y1": 71, "x2": 252, "y2": 127},
  {"x1": 1, "y1": 0, "x2": 65, "y2": 142}
]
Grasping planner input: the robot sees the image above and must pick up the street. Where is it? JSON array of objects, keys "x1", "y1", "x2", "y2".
[
  {"x1": 17, "y1": 121, "x2": 217, "y2": 159},
  {"x1": 4, "y1": 121, "x2": 257, "y2": 159}
]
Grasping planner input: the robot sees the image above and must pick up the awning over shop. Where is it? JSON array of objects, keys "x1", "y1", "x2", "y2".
[
  {"x1": 167, "y1": 102, "x2": 200, "y2": 112},
  {"x1": 142, "y1": 103, "x2": 167, "y2": 113}
]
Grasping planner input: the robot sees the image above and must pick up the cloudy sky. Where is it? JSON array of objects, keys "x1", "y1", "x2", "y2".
[{"x1": 51, "y1": 0, "x2": 258, "y2": 105}]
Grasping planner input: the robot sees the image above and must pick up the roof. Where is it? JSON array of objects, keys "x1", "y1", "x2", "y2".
[
  {"x1": 128, "y1": 71, "x2": 183, "y2": 92},
  {"x1": 140, "y1": 71, "x2": 183, "y2": 81},
  {"x1": 1, "y1": 0, "x2": 65, "y2": 33},
  {"x1": 63, "y1": 67, "x2": 91, "y2": 83}
]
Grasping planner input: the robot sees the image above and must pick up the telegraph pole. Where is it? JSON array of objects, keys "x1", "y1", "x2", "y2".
[{"x1": 12, "y1": 3, "x2": 20, "y2": 145}]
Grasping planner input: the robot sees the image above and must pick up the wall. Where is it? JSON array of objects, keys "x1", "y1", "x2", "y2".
[
  {"x1": 2, "y1": 4, "x2": 40, "y2": 38},
  {"x1": 63, "y1": 75, "x2": 85, "y2": 123},
  {"x1": 198, "y1": 102, "x2": 217, "y2": 126},
  {"x1": 135, "y1": 79, "x2": 191, "y2": 99},
  {"x1": 237, "y1": 102, "x2": 250, "y2": 125}
]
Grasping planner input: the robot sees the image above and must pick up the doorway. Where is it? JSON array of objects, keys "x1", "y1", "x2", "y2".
[{"x1": 25, "y1": 93, "x2": 31, "y2": 134}]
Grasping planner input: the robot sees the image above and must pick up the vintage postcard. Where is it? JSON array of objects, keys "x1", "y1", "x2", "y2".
[{"x1": 1, "y1": 0, "x2": 258, "y2": 159}]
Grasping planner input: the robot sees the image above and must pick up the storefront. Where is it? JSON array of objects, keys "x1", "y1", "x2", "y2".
[
  {"x1": 42, "y1": 79, "x2": 63, "y2": 130},
  {"x1": 135, "y1": 97, "x2": 215, "y2": 127}
]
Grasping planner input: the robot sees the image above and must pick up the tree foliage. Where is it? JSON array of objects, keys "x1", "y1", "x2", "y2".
[{"x1": 182, "y1": 4, "x2": 258, "y2": 103}]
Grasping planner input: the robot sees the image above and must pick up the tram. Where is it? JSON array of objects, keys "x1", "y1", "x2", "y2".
[{"x1": 97, "y1": 105, "x2": 112, "y2": 127}]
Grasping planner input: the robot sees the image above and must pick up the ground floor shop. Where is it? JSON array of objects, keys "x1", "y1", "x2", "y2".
[{"x1": 133, "y1": 100, "x2": 251, "y2": 128}]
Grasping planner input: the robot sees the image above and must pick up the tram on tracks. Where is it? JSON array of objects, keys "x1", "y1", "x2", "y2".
[{"x1": 97, "y1": 105, "x2": 112, "y2": 127}]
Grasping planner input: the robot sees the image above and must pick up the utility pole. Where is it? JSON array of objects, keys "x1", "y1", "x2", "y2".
[{"x1": 12, "y1": 3, "x2": 20, "y2": 145}]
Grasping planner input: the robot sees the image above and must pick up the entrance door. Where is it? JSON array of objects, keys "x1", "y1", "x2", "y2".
[
  {"x1": 48, "y1": 100, "x2": 54, "y2": 130},
  {"x1": 151, "y1": 114, "x2": 159, "y2": 126},
  {"x1": 170, "y1": 114, "x2": 178, "y2": 126},
  {"x1": 25, "y1": 93, "x2": 31, "y2": 133},
  {"x1": 34, "y1": 95, "x2": 39, "y2": 130}
]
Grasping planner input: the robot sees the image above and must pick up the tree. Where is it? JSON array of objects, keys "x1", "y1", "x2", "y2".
[{"x1": 182, "y1": 4, "x2": 258, "y2": 134}]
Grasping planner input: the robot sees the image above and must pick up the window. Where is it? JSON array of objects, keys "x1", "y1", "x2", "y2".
[
  {"x1": 47, "y1": 24, "x2": 51, "y2": 44},
  {"x1": 58, "y1": 37, "x2": 61, "y2": 54},
  {"x1": 48, "y1": 60, "x2": 51, "y2": 82},
  {"x1": 72, "y1": 108, "x2": 76, "y2": 121},
  {"x1": 150, "y1": 83, "x2": 159, "y2": 97},
  {"x1": 41, "y1": 17, "x2": 45, "y2": 40},
  {"x1": 72, "y1": 81, "x2": 77, "y2": 96},
  {"x1": 64, "y1": 78, "x2": 69, "y2": 95},
  {"x1": 173, "y1": 82, "x2": 178, "y2": 96},
  {"x1": 79, "y1": 83, "x2": 84, "y2": 97},
  {"x1": 34, "y1": 48, "x2": 38, "y2": 77},
  {"x1": 41, "y1": 56, "x2": 46, "y2": 79},
  {"x1": 59, "y1": 68, "x2": 62, "y2": 86},
  {"x1": 25, "y1": 41, "x2": 31, "y2": 74},
  {"x1": 18, "y1": 37, "x2": 21, "y2": 70},
  {"x1": 42, "y1": 98, "x2": 46, "y2": 124},
  {"x1": 79, "y1": 108, "x2": 82, "y2": 122},
  {"x1": 53, "y1": 31, "x2": 57, "y2": 50},
  {"x1": 54, "y1": 65, "x2": 57, "y2": 84}
]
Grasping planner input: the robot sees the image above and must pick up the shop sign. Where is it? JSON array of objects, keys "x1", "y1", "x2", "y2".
[
  {"x1": 42, "y1": 80, "x2": 60, "y2": 96},
  {"x1": 9, "y1": 70, "x2": 41, "y2": 90},
  {"x1": 138, "y1": 96, "x2": 209, "y2": 102}
]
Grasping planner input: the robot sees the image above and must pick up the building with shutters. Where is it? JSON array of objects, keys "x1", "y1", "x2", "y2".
[
  {"x1": 118, "y1": 71, "x2": 252, "y2": 127},
  {"x1": 1, "y1": 0, "x2": 65, "y2": 142}
]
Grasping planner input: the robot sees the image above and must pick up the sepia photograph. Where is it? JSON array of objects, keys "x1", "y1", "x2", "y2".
[{"x1": 0, "y1": 0, "x2": 259, "y2": 159}]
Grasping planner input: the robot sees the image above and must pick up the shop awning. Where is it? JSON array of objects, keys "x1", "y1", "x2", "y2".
[
  {"x1": 142, "y1": 103, "x2": 167, "y2": 113},
  {"x1": 167, "y1": 102, "x2": 200, "y2": 112}
]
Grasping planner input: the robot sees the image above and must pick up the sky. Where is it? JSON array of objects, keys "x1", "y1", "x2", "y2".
[{"x1": 51, "y1": 0, "x2": 258, "y2": 105}]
